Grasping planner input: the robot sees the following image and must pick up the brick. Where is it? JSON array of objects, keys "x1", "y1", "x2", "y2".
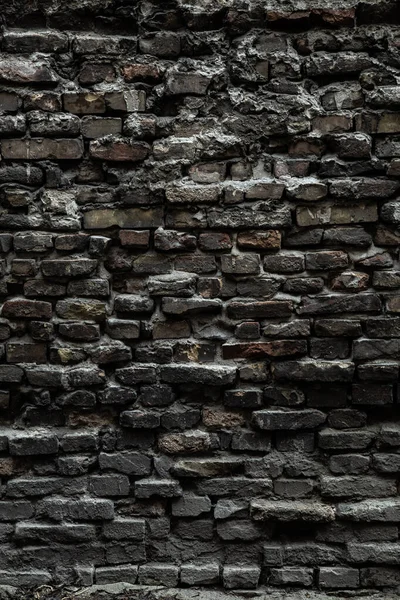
[
  {"x1": 160, "y1": 364, "x2": 236, "y2": 385},
  {"x1": 253, "y1": 409, "x2": 326, "y2": 430},
  {"x1": 120, "y1": 410, "x2": 160, "y2": 429},
  {"x1": 361, "y1": 567, "x2": 400, "y2": 587},
  {"x1": 41, "y1": 259, "x2": 97, "y2": 278},
  {"x1": 299, "y1": 294, "x2": 381, "y2": 316},
  {"x1": 0, "y1": 56, "x2": 57, "y2": 83},
  {"x1": 329, "y1": 454, "x2": 370, "y2": 475},
  {"x1": 222, "y1": 340, "x2": 306, "y2": 359},
  {"x1": 0, "y1": 571, "x2": 52, "y2": 586},
  {"x1": 251, "y1": 500, "x2": 334, "y2": 522},
  {"x1": 159, "y1": 431, "x2": 211, "y2": 454},
  {"x1": 334, "y1": 269, "x2": 370, "y2": 293},
  {"x1": 63, "y1": 93, "x2": 105, "y2": 114},
  {"x1": 29, "y1": 111, "x2": 80, "y2": 137},
  {"x1": 38, "y1": 498, "x2": 114, "y2": 521},
  {"x1": 352, "y1": 383, "x2": 393, "y2": 405},
  {"x1": 2, "y1": 299, "x2": 52, "y2": 320},
  {"x1": 347, "y1": 543, "x2": 400, "y2": 565},
  {"x1": 99, "y1": 452, "x2": 151, "y2": 475},
  {"x1": 139, "y1": 564, "x2": 179, "y2": 586},
  {"x1": 103, "y1": 518, "x2": 145, "y2": 540},
  {"x1": 237, "y1": 230, "x2": 281, "y2": 249},
  {"x1": 122, "y1": 62, "x2": 162, "y2": 83},
  {"x1": 1, "y1": 138, "x2": 83, "y2": 160},
  {"x1": 319, "y1": 429, "x2": 374, "y2": 451},
  {"x1": 96, "y1": 565, "x2": 138, "y2": 584},
  {"x1": 84, "y1": 207, "x2": 163, "y2": 229},
  {"x1": 135, "y1": 478, "x2": 182, "y2": 498},
  {"x1": 208, "y1": 203, "x2": 291, "y2": 228},
  {"x1": 264, "y1": 253, "x2": 304, "y2": 273},
  {"x1": 90, "y1": 138, "x2": 149, "y2": 161},
  {"x1": 15, "y1": 522, "x2": 95, "y2": 543},
  {"x1": 9, "y1": 433, "x2": 58, "y2": 456},
  {"x1": 56, "y1": 299, "x2": 106, "y2": 322},
  {"x1": 4, "y1": 30, "x2": 68, "y2": 53},
  {"x1": 166, "y1": 70, "x2": 212, "y2": 95},
  {"x1": 321, "y1": 476, "x2": 396, "y2": 499},
  {"x1": 181, "y1": 563, "x2": 219, "y2": 586},
  {"x1": 0, "y1": 501, "x2": 34, "y2": 521},
  {"x1": 223, "y1": 566, "x2": 260, "y2": 589},
  {"x1": 269, "y1": 567, "x2": 313, "y2": 587},
  {"x1": 119, "y1": 230, "x2": 150, "y2": 248},
  {"x1": 89, "y1": 474, "x2": 130, "y2": 497},
  {"x1": 273, "y1": 360, "x2": 355, "y2": 382},
  {"x1": 319, "y1": 567, "x2": 359, "y2": 589},
  {"x1": 227, "y1": 300, "x2": 293, "y2": 319}
]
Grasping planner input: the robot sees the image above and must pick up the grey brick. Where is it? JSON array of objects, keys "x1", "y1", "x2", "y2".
[
  {"x1": 89, "y1": 475, "x2": 130, "y2": 497},
  {"x1": 223, "y1": 565, "x2": 260, "y2": 589},
  {"x1": 0, "y1": 501, "x2": 34, "y2": 521},
  {"x1": 181, "y1": 562, "x2": 220, "y2": 586},
  {"x1": 9, "y1": 433, "x2": 58, "y2": 455},
  {"x1": 103, "y1": 518, "x2": 145, "y2": 540},
  {"x1": 139, "y1": 563, "x2": 179, "y2": 586},
  {"x1": 99, "y1": 452, "x2": 151, "y2": 475},
  {"x1": 251, "y1": 500, "x2": 334, "y2": 522},
  {"x1": 347, "y1": 543, "x2": 400, "y2": 565},
  {"x1": 96, "y1": 565, "x2": 138, "y2": 584},
  {"x1": 319, "y1": 567, "x2": 359, "y2": 588},
  {"x1": 269, "y1": 567, "x2": 313, "y2": 587},
  {"x1": 172, "y1": 494, "x2": 212, "y2": 517},
  {"x1": 15, "y1": 523, "x2": 96, "y2": 543},
  {"x1": 37, "y1": 498, "x2": 114, "y2": 521},
  {"x1": 135, "y1": 478, "x2": 182, "y2": 498}
]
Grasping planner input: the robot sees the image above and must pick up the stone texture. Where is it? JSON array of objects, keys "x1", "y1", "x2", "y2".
[{"x1": 0, "y1": 6, "x2": 398, "y2": 595}]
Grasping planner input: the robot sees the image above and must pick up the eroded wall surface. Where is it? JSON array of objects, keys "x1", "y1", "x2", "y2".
[{"x1": 0, "y1": 0, "x2": 400, "y2": 592}]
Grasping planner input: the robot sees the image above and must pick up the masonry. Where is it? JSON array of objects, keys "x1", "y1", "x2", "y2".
[{"x1": 0, "y1": 0, "x2": 399, "y2": 595}]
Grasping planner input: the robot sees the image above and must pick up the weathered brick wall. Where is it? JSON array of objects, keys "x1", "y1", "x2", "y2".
[{"x1": 0, "y1": 0, "x2": 400, "y2": 593}]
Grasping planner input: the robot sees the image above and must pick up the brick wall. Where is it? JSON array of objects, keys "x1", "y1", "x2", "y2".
[{"x1": 0, "y1": 0, "x2": 400, "y2": 592}]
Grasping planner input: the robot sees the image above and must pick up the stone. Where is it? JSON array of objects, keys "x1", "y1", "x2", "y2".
[
  {"x1": 273, "y1": 360, "x2": 355, "y2": 382},
  {"x1": 139, "y1": 564, "x2": 179, "y2": 586},
  {"x1": 81, "y1": 116, "x2": 122, "y2": 138},
  {"x1": 251, "y1": 500, "x2": 335, "y2": 522},
  {"x1": 227, "y1": 300, "x2": 293, "y2": 319},
  {"x1": 0, "y1": 56, "x2": 57, "y2": 83},
  {"x1": 286, "y1": 179, "x2": 328, "y2": 201},
  {"x1": 159, "y1": 431, "x2": 211, "y2": 454},
  {"x1": 0, "y1": 9, "x2": 400, "y2": 594},
  {"x1": 1, "y1": 138, "x2": 83, "y2": 160},
  {"x1": 223, "y1": 566, "x2": 260, "y2": 589},
  {"x1": 222, "y1": 341, "x2": 306, "y2": 360},
  {"x1": 162, "y1": 297, "x2": 222, "y2": 316},
  {"x1": 135, "y1": 479, "x2": 182, "y2": 498},
  {"x1": 172, "y1": 495, "x2": 211, "y2": 517},
  {"x1": 2, "y1": 299, "x2": 52, "y2": 320},
  {"x1": 84, "y1": 207, "x2": 163, "y2": 229},
  {"x1": 160, "y1": 365, "x2": 236, "y2": 385},
  {"x1": 90, "y1": 139, "x2": 149, "y2": 162},
  {"x1": 181, "y1": 562, "x2": 219, "y2": 586},
  {"x1": 299, "y1": 294, "x2": 381, "y2": 316},
  {"x1": 253, "y1": 409, "x2": 326, "y2": 430},
  {"x1": 319, "y1": 567, "x2": 359, "y2": 589},
  {"x1": 208, "y1": 202, "x2": 291, "y2": 229}
]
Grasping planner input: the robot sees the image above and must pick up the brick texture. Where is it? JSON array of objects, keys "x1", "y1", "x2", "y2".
[{"x1": 0, "y1": 0, "x2": 399, "y2": 594}]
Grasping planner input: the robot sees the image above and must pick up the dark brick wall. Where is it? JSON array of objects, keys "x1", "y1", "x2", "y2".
[{"x1": 0, "y1": 0, "x2": 400, "y2": 592}]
